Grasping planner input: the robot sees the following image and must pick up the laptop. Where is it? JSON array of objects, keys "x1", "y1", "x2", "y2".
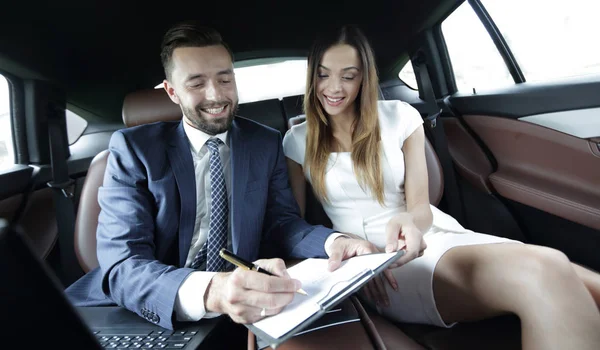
[{"x1": 0, "y1": 218, "x2": 223, "y2": 349}]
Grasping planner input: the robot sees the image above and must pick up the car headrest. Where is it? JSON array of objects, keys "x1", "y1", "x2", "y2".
[
  {"x1": 122, "y1": 88, "x2": 182, "y2": 128},
  {"x1": 288, "y1": 114, "x2": 306, "y2": 129}
]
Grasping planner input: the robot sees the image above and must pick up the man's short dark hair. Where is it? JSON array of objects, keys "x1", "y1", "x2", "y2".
[{"x1": 160, "y1": 20, "x2": 234, "y2": 81}]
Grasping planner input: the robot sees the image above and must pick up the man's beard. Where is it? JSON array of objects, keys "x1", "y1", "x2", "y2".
[{"x1": 182, "y1": 101, "x2": 238, "y2": 135}]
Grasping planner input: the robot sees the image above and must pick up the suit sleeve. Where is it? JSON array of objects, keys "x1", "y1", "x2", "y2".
[
  {"x1": 260, "y1": 132, "x2": 334, "y2": 259},
  {"x1": 96, "y1": 130, "x2": 199, "y2": 330}
]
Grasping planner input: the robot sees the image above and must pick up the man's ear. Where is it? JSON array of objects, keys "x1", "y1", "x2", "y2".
[{"x1": 163, "y1": 80, "x2": 180, "y2": 105}]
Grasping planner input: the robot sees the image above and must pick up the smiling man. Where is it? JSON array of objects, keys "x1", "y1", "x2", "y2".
[
  {"x1": 164, "y1": 43, "x2": 238, "y2": 135},
  {"x1": 65, "y1": 20, "x2": 378, "y2": 333}
]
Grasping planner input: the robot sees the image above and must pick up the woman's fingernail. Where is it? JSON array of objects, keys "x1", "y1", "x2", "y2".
[{"x1": 393, "y1": 284, "x2": 398, "y2": 291}]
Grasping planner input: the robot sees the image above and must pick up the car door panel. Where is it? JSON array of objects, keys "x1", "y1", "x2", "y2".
[
  {"x1": 443, "y1": 76, "x2": 600, "y2": 270},
  {"x1": 443, "y1": 117, "x2": 494, "y2": 194},
  {"x1": 463, "y1": 114, "x2": 600, "y2": 231},
  {"x1": 519, "y1": 107, "x2": 600, "y2": 139},
  {"x1": 0, "y1": 165, "x2": 32, "y2": 198},
  {"x1": 0, "y1": 188, "x2": 57, "y2": 259}
]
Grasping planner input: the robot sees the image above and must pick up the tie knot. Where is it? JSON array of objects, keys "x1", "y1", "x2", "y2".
[{"x1": 205, "y1": 138, "x2": 223, "y2": 153}]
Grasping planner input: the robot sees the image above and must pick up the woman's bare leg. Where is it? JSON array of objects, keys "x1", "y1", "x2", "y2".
[{"x1": 432, "y1": 243, "x2": 600, "y2": 350}]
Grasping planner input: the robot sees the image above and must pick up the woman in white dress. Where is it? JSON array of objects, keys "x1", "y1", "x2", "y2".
[{"x1": 282, "y1": 25, "x2": 600, "y2": 350}]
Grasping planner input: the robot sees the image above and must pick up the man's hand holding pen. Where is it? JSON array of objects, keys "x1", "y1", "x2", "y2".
[
  {"x1": 204, "y1": 258, "x2": 303, "y2": 324},
  {"x1": 206, "y1": 233, "x2": 384, "y2": 324}
]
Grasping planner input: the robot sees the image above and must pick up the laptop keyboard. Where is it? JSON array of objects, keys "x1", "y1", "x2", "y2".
[{"x1": 94, "y1": 329, "x2": 197, "y2": 349}]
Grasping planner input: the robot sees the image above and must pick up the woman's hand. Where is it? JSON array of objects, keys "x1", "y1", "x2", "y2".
[
  {"x1": 385, "y1": 213, "x2": 427, "y2": 269},
  {"x1": 328, "y1": 234, "x2": 400, "y2": 307}
]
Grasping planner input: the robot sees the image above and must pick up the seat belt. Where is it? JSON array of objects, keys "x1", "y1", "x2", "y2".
[
  {"x1": 413, "y1": 53, "x2": 467, "y2": 226},
  {"x1": 46, "y1": 103, "x2": 80, "y2": 287}
]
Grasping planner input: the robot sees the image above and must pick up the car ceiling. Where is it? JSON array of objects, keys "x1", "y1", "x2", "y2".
[{"x1": 1, "y1": 0, "x2": 454, "y2": 122}]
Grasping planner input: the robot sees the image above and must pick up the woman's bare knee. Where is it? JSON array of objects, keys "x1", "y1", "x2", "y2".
[
  {"x1": 433, "y1": 243, "x2": 579, "y2": 323},
  {"x1": 433, "y1": 243, "x2": 520, "y2": 322},
  {"x1": 519, "y1": 246, "x2": 575, "y2": 284},
  {"x1": 434, "y1": 243, "x2": 600, "y2": 349}
]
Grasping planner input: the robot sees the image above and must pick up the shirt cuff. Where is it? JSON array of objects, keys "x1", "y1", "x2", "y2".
[
  {"x1": 324, "y1": 232, "x2": 350, "y2": 257},
  {"x1": 174, "y1": 271, "x2": 221, "y2": 321}
]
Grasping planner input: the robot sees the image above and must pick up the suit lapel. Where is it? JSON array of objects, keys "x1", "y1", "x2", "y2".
[
  {"x1": 167, "y1": 122, "x2": 196, "y2": 267},
  {"x1": 230, "y1": 119, "x2": 250, "y2": 258}
]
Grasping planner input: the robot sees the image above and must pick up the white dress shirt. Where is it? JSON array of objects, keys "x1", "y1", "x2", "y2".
[{"x1": 174, "y1": 120, "x2": 344, "y2": 321}]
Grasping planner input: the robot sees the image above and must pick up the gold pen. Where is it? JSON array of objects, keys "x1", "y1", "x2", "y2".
[{"x1": 219, "y1": 248, "x2": 308, "y2": 295}]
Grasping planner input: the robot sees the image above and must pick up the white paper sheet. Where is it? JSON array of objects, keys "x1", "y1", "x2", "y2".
[{"x1": 252, "y1": 252, "x2": 397, "y2": 339}]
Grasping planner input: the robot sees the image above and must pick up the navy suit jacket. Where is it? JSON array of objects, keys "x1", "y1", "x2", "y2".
[{"x1": 65, "y1": 117, "x2": 334, "y2": 329}]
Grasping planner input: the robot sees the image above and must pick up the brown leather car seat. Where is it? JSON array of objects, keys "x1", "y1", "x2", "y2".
[{"x1": 73, "y1": 88, "x2": 182, "y2": 272}]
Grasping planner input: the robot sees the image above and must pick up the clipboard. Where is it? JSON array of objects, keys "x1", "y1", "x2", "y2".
[
  {"x1": 247, "y1": 250, "x2": 405, "y2": 349},
  {"x1": 254, "y1": 299, "x2": 361, "y2": 350}
]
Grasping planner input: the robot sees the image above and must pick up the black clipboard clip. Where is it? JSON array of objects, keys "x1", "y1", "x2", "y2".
[
  {"x1": 317, "y1": 269, "x2": 373, "y2": 311},
  {"x1": 316, "y1": 250, "x2": 405, "y2": 311}
]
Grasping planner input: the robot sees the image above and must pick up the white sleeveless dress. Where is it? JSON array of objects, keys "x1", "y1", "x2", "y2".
[{"x1": 282, "y1": 100, "x2": 520, "y2": 327}]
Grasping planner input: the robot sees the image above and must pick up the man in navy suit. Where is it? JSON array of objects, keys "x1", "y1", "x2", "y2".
[{"x1": 66, "y1": 20, "x2": 376, "y2": 330}]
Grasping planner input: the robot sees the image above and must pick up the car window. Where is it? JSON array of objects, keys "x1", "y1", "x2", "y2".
[
  {"x1": 398, "y1": 60, "x2": 418, "y2": 90},
  {"x1": 235, "y1": 59, "x2": 307, "y2": 103},
  {"x1": 66, "y1": 109, "x2": 88, "y2": 145},
  {"x1": 441, "y1": 1, "x2": 514, "y2": 92},
  {"x1": 155, "y1": 58, "x2": 308, "y2": 104},
  {"x1": 481, "y1": 0, "x2": 600, "y2": 83},
  {"x1": 0, "y1": 74, "x2": 14, "y2": 170}
]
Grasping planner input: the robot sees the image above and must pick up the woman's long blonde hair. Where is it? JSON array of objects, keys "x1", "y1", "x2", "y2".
[{"x1": 304, "y1": 25, "x2": 384, "y2": 205}]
